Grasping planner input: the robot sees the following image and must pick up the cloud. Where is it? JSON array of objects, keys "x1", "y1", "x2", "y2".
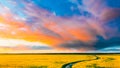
[
  {"x1": 94, "y1": 37, "x2": 120, "y2": 50},
  {"x1": 28, "y1": 46, "x2": 53, "y2": 50},
  {"x1": 58, "y1": 40, "x2": 95, "y2": 50},
  {"x1": 0, "y1": 0, "x2": 120, "y2": 52},
  {"x1": 0, "y1": 38, "x2": 49, "y2": 47}
]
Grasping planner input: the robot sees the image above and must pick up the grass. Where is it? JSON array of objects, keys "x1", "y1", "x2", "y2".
[
  {"x1": 104, "y1": 58, "x2": 115, "y2": 62},
  {"x1": 86, "y1": 64, "x2": 108, "y2": 68},
  {"x1": 27, "y1": 66, "x2": 47, "y2": 68}
]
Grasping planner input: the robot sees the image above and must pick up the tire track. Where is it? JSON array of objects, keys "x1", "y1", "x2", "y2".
[{"x1": 61, "y1": 55, "x2": 100, "y2": 68}]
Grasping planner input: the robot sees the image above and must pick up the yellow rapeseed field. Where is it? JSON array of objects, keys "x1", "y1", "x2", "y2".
[
  {"x1": 73, "y1": 55, "x2": 120, "y2": 68},
  {"x1": 0, "y1": 54, "x2": 119, "y2": 68}
]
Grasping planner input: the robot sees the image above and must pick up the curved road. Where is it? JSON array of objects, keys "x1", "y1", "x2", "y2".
[{"x1": 62, "y1": 55, "x2": 100, "y2": 68}]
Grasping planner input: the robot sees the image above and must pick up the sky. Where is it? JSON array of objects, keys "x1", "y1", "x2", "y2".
[{"x1": 0, "y1": 0, "x2": 120, "y2": 53}]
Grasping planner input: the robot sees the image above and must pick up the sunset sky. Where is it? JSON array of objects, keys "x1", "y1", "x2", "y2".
[{"x1": 0, "y1": 0, "x2": 120, "y2": 53}]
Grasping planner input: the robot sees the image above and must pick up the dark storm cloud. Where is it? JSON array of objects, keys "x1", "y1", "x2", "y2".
[
  {"x1": 58, "y1": 40, "x2": 94, "y2": 50},
  {"x1": 58, "y1": 37, "x2": 120, "y2": 50},
  {"x1": 94, "y1": 37, "x2": 120, "y2": 50}
]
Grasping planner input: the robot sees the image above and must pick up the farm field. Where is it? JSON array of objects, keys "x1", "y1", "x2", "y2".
[{"x1": 0, "y1": 54, "x2": 119, "y2": 68}]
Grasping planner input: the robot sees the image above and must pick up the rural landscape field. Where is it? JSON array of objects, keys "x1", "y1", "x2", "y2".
[
  {"x1": 0, "y1": 0, "x2": 120, "y2": 68},
  {"x1": 0, "y1": 54, "x2": 119, "y2": 68}
]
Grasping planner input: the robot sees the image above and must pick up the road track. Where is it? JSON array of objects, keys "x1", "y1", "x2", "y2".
[{"x1": 61, "y1": 55, "x2": 100, "y2": 68}]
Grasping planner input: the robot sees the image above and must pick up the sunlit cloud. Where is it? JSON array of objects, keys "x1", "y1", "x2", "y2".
[
  {"x1": 0, "y1": 38, "x2": 49, "y2": 47},
  {"x1": 0, "y1": 0, "x2": 119, "y2": 52}
]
